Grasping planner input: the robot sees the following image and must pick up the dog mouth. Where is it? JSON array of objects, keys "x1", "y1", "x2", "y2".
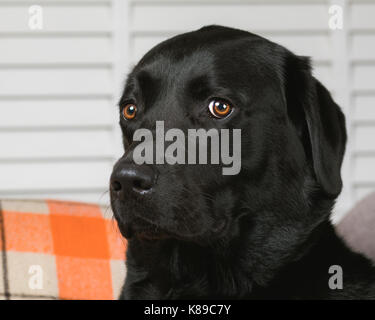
[
  {"x1": 113, "y1": 202, "x2": 229, "y2": 242},
  {"x1": 119, "y1": 218, "x2": 228, "y2": 244},
  {"x1": 116, "y1": 215, "x2": 171, "y2": 240}
]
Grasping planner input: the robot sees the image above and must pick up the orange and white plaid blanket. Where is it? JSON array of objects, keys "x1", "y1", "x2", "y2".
[{"x1": 0, "y1": 199, "x2": 127, "y2": 300}]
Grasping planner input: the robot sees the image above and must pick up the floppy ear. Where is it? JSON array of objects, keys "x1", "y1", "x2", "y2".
[{"x1": 284, "y1": 55, "x2": 347, "y2": 198}]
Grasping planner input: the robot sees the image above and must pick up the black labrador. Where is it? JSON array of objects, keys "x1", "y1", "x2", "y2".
[{"x1": 110, "y1": 25, "x2": 375, "y2": 299}]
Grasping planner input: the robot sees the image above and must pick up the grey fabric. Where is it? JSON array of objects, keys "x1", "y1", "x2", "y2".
[{"x1": 336, "y1": 192, "x2": 375, "y2": 263}]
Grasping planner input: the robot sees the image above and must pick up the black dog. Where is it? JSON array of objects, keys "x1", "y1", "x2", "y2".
[{"x1": 110, "y1": 25, "x2": 375, "y2": 299}]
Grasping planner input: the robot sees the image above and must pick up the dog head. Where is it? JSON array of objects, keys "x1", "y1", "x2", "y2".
[{"x1": 110, "y1": 26, "x2": 346, "y2": 245}]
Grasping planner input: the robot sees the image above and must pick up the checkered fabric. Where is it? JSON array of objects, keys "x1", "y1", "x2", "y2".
[{"x1": 0, "y1": 199, "x2": 127, "y2": 300}]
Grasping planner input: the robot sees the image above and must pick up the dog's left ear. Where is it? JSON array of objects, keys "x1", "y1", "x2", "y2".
[{"x1": 284, "y1": 54, "x2": 347, "y2": 198}]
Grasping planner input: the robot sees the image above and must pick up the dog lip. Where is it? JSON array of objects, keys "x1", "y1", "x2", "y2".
[
  {"x1": 132, "y1": 186, "x2": 153, "y2": 195},
  {"x1": 136, "y1": 231, "x2": 170, "y2": 241},
  {"x1": 113, "y1": 202, "x2": 229, "y2": 241},
  {"x1": 119, "y1": 215, "x2": 170, "y2": 240}
]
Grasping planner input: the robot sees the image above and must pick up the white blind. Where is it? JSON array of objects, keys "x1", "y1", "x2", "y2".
[
  {"x1": 0, "y1": 0, "x2": 118, "y2": 204},
  {"x1": 349, "y1": 1, "x2": 375, "y2": 206}
]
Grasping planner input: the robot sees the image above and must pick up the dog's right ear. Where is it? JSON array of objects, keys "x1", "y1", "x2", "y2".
[{"x1": 284, "y1": 54, "x2": 347, "y2": 198}]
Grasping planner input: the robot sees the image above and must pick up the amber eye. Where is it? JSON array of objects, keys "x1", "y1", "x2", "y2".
[
  {"x1": 208, "y1": 99, "x2": 232, "y2": 118},
  {"x1": 122, "y1": 104, "x2": 137, "y2": 120}
]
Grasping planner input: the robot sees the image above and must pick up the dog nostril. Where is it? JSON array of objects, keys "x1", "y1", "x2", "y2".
[
  {"x1": 111, "y1": 180, "x2": 122, "y2": 192},
  {"x1": 133, "y1": 178, "x2": 152, "y2": 192}
]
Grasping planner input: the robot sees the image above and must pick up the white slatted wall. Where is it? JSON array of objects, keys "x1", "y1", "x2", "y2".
[
  {"x1": 0, "y1": 0, "x2": 374, "y2": 221},
  {"x1": 349, "y1": 0, "x2": 375, "y2": 217},
  {"x1": 0, "y1": 0, "x2": 119, "y2": 204}
]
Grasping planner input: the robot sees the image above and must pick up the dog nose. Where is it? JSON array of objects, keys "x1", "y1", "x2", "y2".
[{"x1": 110, "y1": 164, "x2": 156, "y2": 196}]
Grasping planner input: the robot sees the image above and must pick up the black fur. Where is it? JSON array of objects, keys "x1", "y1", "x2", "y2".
[{"x1": 110, "y1": 26, "x2": 375, "y2": 299}]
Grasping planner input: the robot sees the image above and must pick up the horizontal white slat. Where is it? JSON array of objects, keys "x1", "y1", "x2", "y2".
[
  {"x1": 0, "y1": 37, "x2": 112, "y2": 64},
  {"x1": 0, "y1": 161, "x2": 113, "y2": 190},
  {"x1": 353, "y1": 156, "x2": 375, "y2": 183},
  {"x1": 267, "y1": 34, "x2": 332, "y2": 61},
  {"x1": 1, "y1": 192, "x2": 111, "y2": 206},
  {"x1": 353, "y1": 95, "x2": 375, "y2": 120},
  {"x1": 0, "y1": 130, "x2": 114, "y2": 159},
  {"x1": 131, "y1": 33, "x2": 332, "y2": 64},
  {"x1": 353, "y1": 65, "x2": 375, "y2": 91},
  {"x1": 354, "y1": 126, "x2": 375, "y2": 151},
  {"x1": 351, "y1": 34, "x2": 375, "y2": 61},
  {"x1": 0, "y1": 99, "x2": 114, "y2": 128},
  {"x1": 0, "y1": 5, "x2": 112, "y2": 32},
  {"x1": 350, "y1": 3, "x2": 375, "y2": 30},
  {"x1": 0, "y1": 0, "x2": 110, "y2": 2},
  {"x1": 0, "y1": 68, "x2": 112, "y2": 96},
  {"x1": 135, "y1": 0, "x2": 329, "y2": 2},
  {"x1": 131, "y1": 4, "x2": 329, "y2": 32},
  {"x1": 131, "y1": 35, "x2": 168, "y2": 63}
]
